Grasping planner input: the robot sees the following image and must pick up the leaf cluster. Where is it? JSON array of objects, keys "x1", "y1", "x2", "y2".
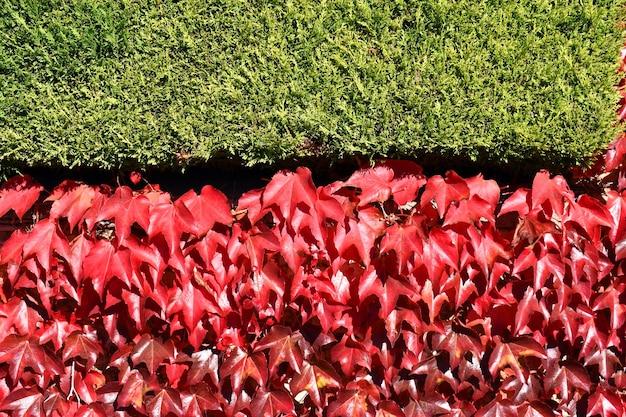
[
  {"x1": 0, "y1": 0, "x2": 623, "y2": 177},
  {"x1": 0, "y1": 153, "x2": 626, "y2": 415}
]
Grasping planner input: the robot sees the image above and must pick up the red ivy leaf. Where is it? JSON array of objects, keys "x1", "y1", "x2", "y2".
[
  {"x1": 327, "y1": 390, "x2": 375, "y2": 417},
  {"x1": 0, "y1": 335, "x2": 61, "y2": 382},
  {"x1": 474, "y1": 398, "x2": 517, "y2": 417},
  {"x1": 499, "y1": 188, "x2": 531, "y2": 218},
  {"x1": 129, "y1": 171, "x2": 142, "y2": 185},
  {"x1": 97, "y1": 187, "x2": 151, "y2": 243},
  {"x1": 220, "y1": 347, "x2": 268, "y2": 394},
  {"x1": 330, "y1": 335, "x2": 372, "y2": 377},
  {"x1": 185, "y1": 349, "x2": 220, "y2": 387},
  {"x1": 175, "y1": 185, "x2": 232, "y2": 237},
  {"x1": 544, "y1": 362, "x2": 591, "y2": 403},
  {"x1": 517, "y1": 401, "x2": 557, "y2": 417},
  {"x1": 22, "y1": 219, "x2": 70, "y2": 272},
  {"x1": 0, "y1": 175, "x2": 43, "y2": 220},
  {"x1": 181, "y1": 383, "x2": 221, "y2": 416},
  {"x1": 117, "y1": 369, "x2": 149, "y2": 409},
  {"x1": 254, "y1": 326, "x2": 305, "y2": 376},
  {"x1": 131, "y1": 335, "x2": 174, "y2": 375},
  {"x1": 420, "y1": 171, "x2": 470, "y2": 218},
  {"x1": 586, "y1": 385, "x2": 623, "y2": 417},
  {"x1": 82, "y1": 239, "x2": 132, "y2": 295},
  {"x1": 250, "y1": 389, "x2": 295, "y2": 417},
  {"x1": 403, "y1": 394, "x2": 452, "y2": 416},
  {"x1": 466, "y1": 173, "x2": 500, "y2": 210},
  {"x1": 0, "y1": 388, "x2": 44, "y2": 417},
  {"x1": 62, "y1": 331, "x2": 103, "y2": 370},
  {"x1": 488, "y1": 336, "x2": 546, "y2": 381},
  {"x1": 73, "y1": 404, "x2": 107, "y2": 417},
  {"x1": 146, "y1": 388, "x2": 183, "y2": 417},
  {"x1": 375, "y1": 401, "x2": 405, "y2": 417},
  {"x1": 530, "y1": 171, "x2": 573, "y2": 217},
  {"x1": 431, "y1": 326, "x2": 483, "y2": 370},
  {"x1": 344, "y1": 162, "x2": 425, "y2": 206},
  {"x1": 290, "y1": 359, "x2": 342, "y2": 409},
  {"x1": 46, "y1": 181, "x2": 98, "y2": 232},
  {"x1": 378, "y1": 223, "x2": 424, "y2": 276},
  {"x1": 261, "y1": 167, "x2": 318, "y2": 221}
]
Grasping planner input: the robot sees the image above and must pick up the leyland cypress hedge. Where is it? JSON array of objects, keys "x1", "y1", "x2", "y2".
[{"x1": 0, "y1": 0, "x2": 623, "y2": 176}]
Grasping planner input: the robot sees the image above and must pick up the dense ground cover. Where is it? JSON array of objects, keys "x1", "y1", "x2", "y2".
[
  {"x1": 1, "y1": 0, "x2": 623, "y2": 177},
  {"x1": 0, "y1": 135, "x2": 624, "y2": 415}
]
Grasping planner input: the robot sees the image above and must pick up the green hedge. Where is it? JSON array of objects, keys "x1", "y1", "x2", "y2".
[{"x1": 0, "y1": 0, "x2": 623, "y2": 176}]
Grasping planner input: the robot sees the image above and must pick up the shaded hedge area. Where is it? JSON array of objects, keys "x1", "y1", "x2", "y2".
[{"x1": 0, "y1": 0, "x2": 623, "y2": 177}]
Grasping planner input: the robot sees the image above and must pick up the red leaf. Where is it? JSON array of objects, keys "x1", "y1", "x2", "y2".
[
  {"x1": 499, "y1": 188, "x2": 531, "y2": 217},
  {"x1": 38, "y1": 318, "x2": 81, "y2": 353},
  {"x1": 431, "y1": 326, "x2": 482, "y2": 370},
  {"x1": 564, "y1": 194, "x2": 614, "y2": 240},
  {"x1": 606, "y1": 191, "x2": 626, "y2": 260},
  {"x1": 375, "y1": 401, "x2": 405, "y2": 417},
  {"x1": 0, "y1": 388, "x2": 43, "y2": 417},
  {"x1": 444, "y1": 195, "x2": 494, "y2": 226},
  {"x1": 605, "y1": 136, "x2": 626, "y2": 172},
  {"x1": 403, "y1": 395, "x2": 452, "y2": 417},
  {"x1": 175, "y1": 185, "x2": 232, "y2": 237},
  {"x1": 46, "y1": 181, "x2": 98, "y2": 232},
  {"x1": 586, "y1": 385, "x2": 623, "y2": 417},
  {"x1": 530, "y1": 171, "x2": 573, "y2": 217},
  {"x1": 420, "y1": 171, "x2": 470, "y2": 218},
  {"x1": 149, "y1": 204, "x2": 194, "y2": 272},
  {"x1": 327, "y1": 390, "x2": 375, "y2": 417},
  {"x1": 517, "y1": 401, "x2": 557, "y2": 417},
  {"x1": 336, "y1": 217, "x2": 376, "y2": 266},
  {"x1": 0, "y1": 298, "x2": 41, "y2": 339},
  {"x1": 474, "y1": 397, "x2": 517, "y2": 417},
  {"x1": 250, "y1": 389, "x2": 295, "y2": 417},
  {"x1": 62, "y1": 331, "x2": 103, "y2": 370},
  {"x1": 166, "y1": 273, "x2": 220, "y2": 347},
  {"x1": 0, "y1": 175, "x2": 43, "y2": 220},
  {"x1": 378, "y1": 223, "x2": 424, "y2": 275},
  {"x1": 344, "y1": 162, "x2": 425, "y2": 206},
  {"x1": 22, "y1": 219, "x2": 70, "y2": 272},
  {"x1": 146, "y1": 388, "x2": 183, "y2": 417},
  {"x1": 72, "y1": 404, "x2": 107, "y2": 417},
  {"x1": 220, "y1": 347, "x2": 268, "y2": 393},
  {"x1": 117, "y1": 369, "x2": 148, "y2": 409},
  {"x1": 261, "y1": 167, "x2": 318, "y2": 221},
  {"x1": 584, "y1": 348, "x2": 621, "y2": 381},
  {"x1": 82, "y1": 239, "x2": 133, "y2": 295},
  {"x1": 181, "y1": 384, "x2": 220, "y2": 416},
  {"x1": 290, "y1": 359, "x2": 342, "y2": 408},
  {"x1": 98, "y1": 186, "x2": 151, "y2": 243},
  {"x1": 129, "y1": 171, "x2": 142, "y2": 185},
  {"x1": 544, "y1": 362, "x2": 591, "y2": 403},
  {"x1": 330, "y1": 334, "x2": 371, "y2": 377},
  {"x1": 131, "y1": 335, "x2": 174, "y2": 375},
  {"x1": 359, "y1": 270, "x2": 415, "y2": 319},
  {"x1": 0, "y1": 335, "x2": 61, "y2": 382},
  {"x1": 466, "y1": 173, "x2": 500, "y2": 210},
  {"x1": 488, "y1": 336, "x2": 546, "y2": 381},
  {"x1": 254, "y1": 326, "x2": 305, "y2": 376},
  {"x1": 185, "y1": 349, "x2": 220, "y2": 387}
]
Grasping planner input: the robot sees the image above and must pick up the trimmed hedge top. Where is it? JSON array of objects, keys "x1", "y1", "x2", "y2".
[{"x1": 0, "y1": 0, "x2": 623, "y2": 175}]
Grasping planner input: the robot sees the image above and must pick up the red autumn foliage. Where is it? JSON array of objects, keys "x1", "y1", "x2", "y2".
[{"x1": 0, "y1": 152, "x2": 625, "y2": 416}]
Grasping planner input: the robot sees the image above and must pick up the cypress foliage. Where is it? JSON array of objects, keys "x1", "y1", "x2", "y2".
[{"x1": 0, "y1": 0, "x2": 623, "y2": 176}]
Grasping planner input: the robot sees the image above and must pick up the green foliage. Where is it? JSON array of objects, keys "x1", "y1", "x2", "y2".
[{"x1": 0, "y1": 0, "x2": 623, "y2": 176}]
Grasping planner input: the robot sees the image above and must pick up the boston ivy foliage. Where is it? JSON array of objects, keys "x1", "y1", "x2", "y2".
[{"x1": 0, "y1": 148, "x2": 625, "y2": 415}]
